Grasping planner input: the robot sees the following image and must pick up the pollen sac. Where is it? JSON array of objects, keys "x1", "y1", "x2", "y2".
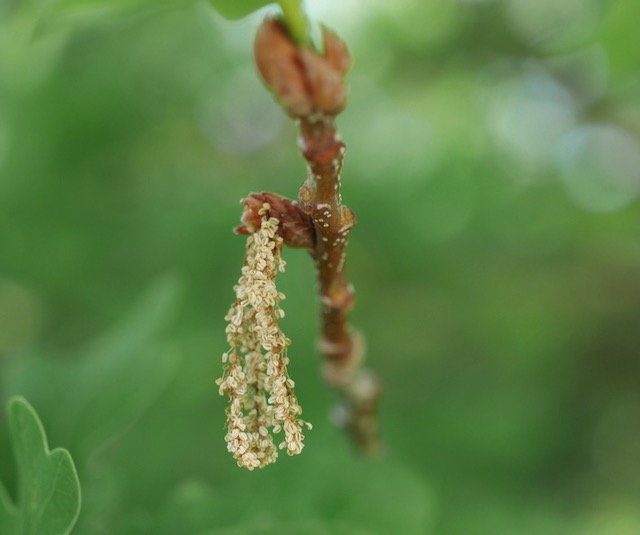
[{"x1": 254, "y1": 19, "x2": 351, "y2": 118}]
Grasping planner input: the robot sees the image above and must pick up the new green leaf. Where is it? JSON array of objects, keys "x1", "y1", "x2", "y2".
[
  {"x1": 0, "y1": 397, "x2": 81, "y2": 535},
  {"x1": 206, "y1": 0, "x2": 273, "y2": 20},
  {"x1": 207, "y1": 0, "x2": 309, "y2": 44}
]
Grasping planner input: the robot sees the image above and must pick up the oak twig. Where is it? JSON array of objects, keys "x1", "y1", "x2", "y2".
[{"x1": 243, "y1": 18, "x2": 382, "y2": 453}]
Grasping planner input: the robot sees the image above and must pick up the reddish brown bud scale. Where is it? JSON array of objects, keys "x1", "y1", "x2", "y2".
[
  {"x1": 321, "y1": 26, "x2": 351, "y2": 77},
  {"x1": 254, "y1": 18, "x2": 351, "y2": 118},
  {"x1": 236, "y1": 192, "x2": 315, "y2": 250},
  {"x1": 299, "y1": 49, "x2": 347, "y2": 115}
]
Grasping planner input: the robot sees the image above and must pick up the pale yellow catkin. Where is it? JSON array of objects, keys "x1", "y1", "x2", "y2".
[{"x1": 216, "y1": 204, "x2": 311, "y2": 470}]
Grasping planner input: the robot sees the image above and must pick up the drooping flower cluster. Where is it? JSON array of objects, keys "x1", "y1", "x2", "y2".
[{"x1": 216, "y1": 204, "x2": 311, "y2": 470}]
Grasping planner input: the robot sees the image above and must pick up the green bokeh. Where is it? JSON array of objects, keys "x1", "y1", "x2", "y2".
[{"x1": 1, "y1": 0, "x2": 640, "y2": 534}]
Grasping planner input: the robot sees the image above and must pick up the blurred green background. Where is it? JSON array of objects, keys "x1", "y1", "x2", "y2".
[{"x1": 2, "y1": 0, "x2": 640, "y2": 533}]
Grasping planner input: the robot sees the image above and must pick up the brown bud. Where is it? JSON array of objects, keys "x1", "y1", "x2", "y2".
[
  {"x1": 254, "y1": 18, "x2": 350, "y2": 118},
  {"x1": 338, "y1": 205, "x2": 357, "y2": 233},
  {"x1": 236, "y1": 192, "x2": 315, "y2": 250},
  {"x1": 328, "y1": 281, "x2": 355, "y2": 313},
  {"x1": 254, "y1": 19, "x2": 313, "y2": 117},
  {"x1": 298, "y1": 184, "x2": 313, "y2": 203}
]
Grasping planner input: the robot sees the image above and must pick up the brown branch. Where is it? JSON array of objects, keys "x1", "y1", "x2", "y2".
[
  {"x1": 297, "y1": 116, "x2": 381, "y2": 453},
  {"x1": 251, "y1": 18, "x2": 382, "y2": 453}
]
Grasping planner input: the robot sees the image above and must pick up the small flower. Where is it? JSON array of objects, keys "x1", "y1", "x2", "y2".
[{"x1": 217, "y1": 203, "x2": 310, "y2": 470}]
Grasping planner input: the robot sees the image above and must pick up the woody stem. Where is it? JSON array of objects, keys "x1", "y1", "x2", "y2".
[{"x1": 296, "y1": 116, "x2": 381, "y2": 453}]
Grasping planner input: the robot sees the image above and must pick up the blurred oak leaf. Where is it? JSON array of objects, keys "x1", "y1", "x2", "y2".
[{"x1": 0, "y1": 397, "x2": 81, "y2": 535}]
